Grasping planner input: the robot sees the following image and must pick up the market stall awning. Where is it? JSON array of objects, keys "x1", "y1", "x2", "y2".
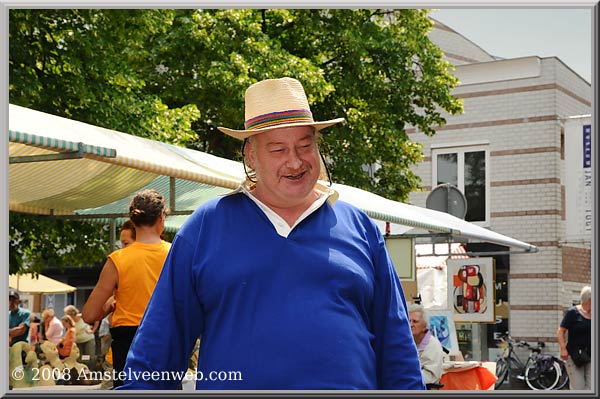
[
  {"x1": 8, "y1": 104, "x2": 537, "y2": 253},
  {"x1": 9, "y1": 273, "x2": 76, "y2": 294},
  {"x1": 9, "y1": 104, "x2": 242, "y2": 216}
]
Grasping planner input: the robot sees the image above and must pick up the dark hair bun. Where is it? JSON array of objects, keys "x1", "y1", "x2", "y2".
[{"x1": 128, "y1": 189, "x2": 166, "y2": 227}]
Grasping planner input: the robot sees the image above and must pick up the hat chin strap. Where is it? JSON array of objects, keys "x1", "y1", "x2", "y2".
[
  {"x1": 319, "y1": 150, "x2": 332, "y2": 187},
  {"x1": 241, "y1": 138, "x2": 257, "y2": 184}
]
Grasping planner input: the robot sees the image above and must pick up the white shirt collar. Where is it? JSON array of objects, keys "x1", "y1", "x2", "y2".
[{"x1": 226, "y1": 180, "x2": 338, "y2": 238}]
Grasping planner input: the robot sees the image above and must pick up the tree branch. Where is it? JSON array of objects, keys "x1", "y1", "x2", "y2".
[
  {"x1": 321, "y1": 57, "x2": 338, "y2": 68},
  {"x1": 261, "y1": 9, "x2": 266, "y2": 34}
]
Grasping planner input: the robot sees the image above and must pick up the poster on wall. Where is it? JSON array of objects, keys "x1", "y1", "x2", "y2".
[
  {"x1": 447, "y1": 257, "x2": 495, "y2": 322},
  {"x1": 428, "y1": 309, "x2": 460, "y2": 355}
]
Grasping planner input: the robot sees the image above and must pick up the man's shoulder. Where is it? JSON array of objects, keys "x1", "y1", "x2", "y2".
[
  {"x1": 15, "y1": 307, "x2": 31, "y2": 320},
  {"x1": 177, "y1": 192, "x2": 246, "y2": 235},
  {"x1": 331, "y1": 199, "x2": 375, "y2": 224},
  {"x1": 190, "y1": 191, "x2": 246, "y2": 217},
  {"x1": 19, "y1": 307, "x2": 31, "y2": 316},
  {"x1": 332, "y1": 198, "x2": 364, "y2": 214}
]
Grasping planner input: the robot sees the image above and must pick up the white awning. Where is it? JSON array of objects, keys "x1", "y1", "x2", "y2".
[
  {"x1": 9, "y1": 273, "x2": 76, "y2": 294},
  {"x1": 8, "y1": 104, "x2": 537, "y2": 253}
]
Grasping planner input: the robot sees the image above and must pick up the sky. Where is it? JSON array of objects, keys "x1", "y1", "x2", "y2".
[{"x1": 430, "y1": 8, "x2": 593, "y2": 83}]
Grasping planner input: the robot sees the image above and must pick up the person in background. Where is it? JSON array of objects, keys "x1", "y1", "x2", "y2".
[
  {"x1": 98, "y1": 221, "x2": 135, "y2": 390},
  {"x1": 119, "y1": 219, "x2": 136, "y2": 248},
  {"x1": 64, "y1": 305, "x2": 97, "y2": 367},
  {"x1": 58, "y1": 315, "x2": 77, "y2": 359},
  {"x1": 41, "y1": 308, "x2": 64, "y2": 345},
  {"x1": 82, "y1": 189, "x2": 171, "y2": 388},
  {"x1": 118, "y1": 77, "x2": 424, "y2": 390},
  {"x1": 408, "y1": 303, "x2": 444, "y2": 386},
  {"x1": 99, "y1": 312, "x2": 113, "y2": 359},
  {"x1": 9, "y1": 290, "x2": 30, "y2": 346},
  {"x1": 557, "y1": 285, "x2": 592, "y2": 390},
  {"x1": 28, "y1": 314, "x2": 41, "y2": 346},
  {"x1": 98, "y1": 311, "x2": 114, "y2": 390}
]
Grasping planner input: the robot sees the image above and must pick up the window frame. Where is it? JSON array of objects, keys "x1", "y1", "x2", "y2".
[{"x1": 431, "y1": 144, "x2": 490, "y2": 227}]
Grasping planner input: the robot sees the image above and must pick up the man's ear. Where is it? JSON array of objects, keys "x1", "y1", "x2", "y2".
[{"x1": 245, "y1": 139, "x2": 255, "y2": 169}]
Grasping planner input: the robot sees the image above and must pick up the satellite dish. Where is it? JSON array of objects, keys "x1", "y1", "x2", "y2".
[{"x1": 426, "y1": 183, "x2": 467, "y2": 219}]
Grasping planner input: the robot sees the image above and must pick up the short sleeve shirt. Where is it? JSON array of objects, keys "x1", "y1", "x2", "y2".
[
  {"x1": 560, "y1": 306, "x2": 591, "y2": 356},
  {"x1": 9, "y1": 307, "x2": 31, "y2": 344}
]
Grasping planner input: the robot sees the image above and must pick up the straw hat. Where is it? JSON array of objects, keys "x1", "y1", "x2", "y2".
[{"x1": 218, "y1": 77, "x2": 344, "y2": 140}]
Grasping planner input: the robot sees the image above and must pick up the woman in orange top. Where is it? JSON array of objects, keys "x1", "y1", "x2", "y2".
[
  {"x1": 57, "y1": 315, "x2": 76, "y2": 359},
  {"x1": 82, "y1": 189, "x2": 171, "y2": 387},
  {"x1": 103, "y1": 220, "x2": 136, "y2": 367}
]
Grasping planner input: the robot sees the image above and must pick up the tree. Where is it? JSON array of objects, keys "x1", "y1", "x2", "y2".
[
  {"x1": 8, "y1": 213, "x2": 111, "y2": 275},
  {"x1": 9, "y1": 9, "x2": 462, "y2": 273},
  {"x1": 9, "y1": 9, "x2": 200, "y2": 273},
  {"x1": 9, "y1": 9, "x2": 200, "y2": 145},
  {"x1": 142, "y1": 9, "x2": 463, "y2": 200}
]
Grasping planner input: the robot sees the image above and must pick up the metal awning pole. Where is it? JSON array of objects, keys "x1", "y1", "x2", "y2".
[
  {"x1": 110, "y1": 219, "x2": 116, "y2": 252},
  {"x1": 415, "y1": 248, "x2": 539, "y2": 257},
  {"x1": 170, "y1": 177, "x2": 176, "y2": 213}
]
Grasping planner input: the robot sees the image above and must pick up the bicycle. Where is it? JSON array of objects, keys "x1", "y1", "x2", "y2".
[{"x1": 494, "y1": 332, "x2": 563, "y2": 390}]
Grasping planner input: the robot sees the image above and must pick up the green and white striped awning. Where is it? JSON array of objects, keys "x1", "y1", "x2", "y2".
[
  {"x1": 9, "y1": 104, "x2": 243, "y2": 216},
  {"x1": 8, "y1": 103, "x2": 537, "y2": 252}
]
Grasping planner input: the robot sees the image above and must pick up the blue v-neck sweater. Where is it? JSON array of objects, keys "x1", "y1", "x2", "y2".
[{"x1": 119, "y1": 193, "x2": 424, "y2": 390}]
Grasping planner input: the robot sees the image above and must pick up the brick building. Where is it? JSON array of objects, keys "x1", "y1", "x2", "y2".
[{"x1": 408, "y1": 19, "x2": 592, "y2": 361}]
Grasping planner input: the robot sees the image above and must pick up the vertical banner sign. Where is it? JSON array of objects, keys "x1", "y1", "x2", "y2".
[
  {"x1": 565, "y1": 118, "x2": 592, "y2": 239},
  {"x1": 583, "y1": 124, "x2": 592, "y2": 168},
  {"x1": 583, "y1": 125, "x2": 592, "y2": 234}
]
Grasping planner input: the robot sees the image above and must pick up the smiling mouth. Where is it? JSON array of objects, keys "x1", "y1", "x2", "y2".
[{"x1": 285, "y1": 171, "x2": 307, "y2": 180}]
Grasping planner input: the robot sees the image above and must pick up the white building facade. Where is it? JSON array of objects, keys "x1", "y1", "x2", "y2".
[{"x1": 408, "y1": 20, "x2": 592, "y2": 361}]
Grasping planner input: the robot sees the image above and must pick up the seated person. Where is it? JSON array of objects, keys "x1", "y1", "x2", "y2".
[{"x1": 408, "y1": 303, "x2": 444, "y2": 385}]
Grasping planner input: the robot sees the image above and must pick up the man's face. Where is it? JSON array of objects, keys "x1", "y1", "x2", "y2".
[
  {"x1": 409, "y1": 311, "x2": 427, "y2": 339},
  {"x1": 247, "y1": 126, "x2": 321, "y2": 209},
  {"x1": 9, "y1": 296, "x2": 19, "y2": 312}
]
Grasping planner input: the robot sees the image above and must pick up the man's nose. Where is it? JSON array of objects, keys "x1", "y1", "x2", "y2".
[{"x1": 285, "y1": 148, "x2": 303, "y2": 169}]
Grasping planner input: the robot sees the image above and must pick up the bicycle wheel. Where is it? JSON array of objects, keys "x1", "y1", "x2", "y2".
[
  {"x1": 554, "y1": 360, "x2": 569, "y2": 390},
  {"x1": 495, "y1": 357, "x2": 509, "y2": 388},
  {"x1": 525, "y1": 359, "x2": 560, "y2": 390}
]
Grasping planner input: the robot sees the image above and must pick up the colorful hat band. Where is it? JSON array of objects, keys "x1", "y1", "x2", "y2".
[{"x1": 244, "y1": 109, "x2": 314, "y2": 130}]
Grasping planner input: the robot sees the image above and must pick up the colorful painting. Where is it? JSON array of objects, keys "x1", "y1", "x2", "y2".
[
  {"x1": 447, "y1": 257, "x2": 495, "y2": 322},
  {"x1": 428, "y1": 309, "x2": 459, "y2": 356}
]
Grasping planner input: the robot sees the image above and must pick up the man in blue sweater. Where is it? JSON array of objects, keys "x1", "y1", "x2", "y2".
[{"x1": 119, "y1": 77, "x2": 425, "y2": 390}]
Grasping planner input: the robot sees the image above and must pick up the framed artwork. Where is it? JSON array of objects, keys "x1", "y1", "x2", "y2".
[
  {"x1": 428, "y1": 309, "x2": 460, "y2": 356},
  {"x1": 447, "y1": 257, "x2": 495, "y2": 322}
]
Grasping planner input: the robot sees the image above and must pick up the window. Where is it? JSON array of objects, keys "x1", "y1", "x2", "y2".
[{"x1": 432, "y1": 146, "x2": 490, "y2": 225}]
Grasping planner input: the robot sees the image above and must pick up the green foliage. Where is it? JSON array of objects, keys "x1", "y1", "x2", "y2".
[
  {"x1": 9, "y1": 8, "x2": 463, "y2": 273},
  {"x1": 9, "y1": 9, "x2": 200, "y2": 146},
  {"x1": 135, "y1": 9, "x2": 463, "y2": 199},
  {"x1": 8, "y1": 213, "x2": 111, "y2": 274},
  {"x1": 264, "y1": 9, "x2": 463, "y2": 200}
]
